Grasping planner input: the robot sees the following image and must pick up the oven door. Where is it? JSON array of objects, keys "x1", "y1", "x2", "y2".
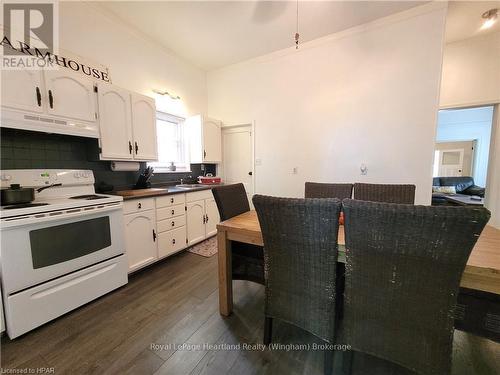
[{"x1": 0, "y1": 203, "x2": 124, "y2": 294}]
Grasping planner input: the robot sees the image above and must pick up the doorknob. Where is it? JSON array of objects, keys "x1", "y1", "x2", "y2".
[{"x1": 248, "y1": 171, "x2": 253, "y2": 176}]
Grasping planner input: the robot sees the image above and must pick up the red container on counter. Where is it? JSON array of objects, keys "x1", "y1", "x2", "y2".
[{"x1": 198, "y1": 176, "x2": 222, "y2": 184}]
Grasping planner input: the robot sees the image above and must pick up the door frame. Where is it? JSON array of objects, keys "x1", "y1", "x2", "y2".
[{"x1": 221, "y1": 121, "x2": 256, "y2": 198}]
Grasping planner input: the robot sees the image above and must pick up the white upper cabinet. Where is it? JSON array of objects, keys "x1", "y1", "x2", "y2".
[
  {"x1": 44, "y1": 70, "x2": 96, "y2": 122},
  {"x1": 131, "y1": 93, "x2": 158, "y2": 161},
  {"x1": 187, "y1": 115, "x2": 222, "y2": 163},
  {"x1": 98, "y1": 84, "x2": 134, "y2": 160},
  {"x1": 1, "y1": 69, "x2": 44, "y2": 113}
]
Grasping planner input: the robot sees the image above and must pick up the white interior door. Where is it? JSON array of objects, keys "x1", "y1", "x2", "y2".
[
  {"x1": 1, "y1": 69, "x2": 44, "y2": 113},
  {"x1": 222, "y1": 125, "x2": 254, "y2": 205},
  {"x1": 44, "y1": 70, "x2": 96, "y2": 122},
  {"x1": 438, "y1": 149, "x2": 465, "y2": 177},
  {"x1": 131, "y1": 93, "x2": 158, "y2": 161}
]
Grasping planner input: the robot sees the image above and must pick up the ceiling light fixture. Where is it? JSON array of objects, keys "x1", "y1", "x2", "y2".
[
  {"x1": 294, "y1": 0, "x2": 300, "y2": 49},
  {"x1": 153, "y1": 89, "x2": 180, "y2": 100},
  {"x1": 481, "y1": 8, "x2": 498, "y2": 30}
]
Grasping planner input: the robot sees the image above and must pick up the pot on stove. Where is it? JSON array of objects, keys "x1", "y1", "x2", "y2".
[{"x1": 1, "y1": 184, "x2": 35, "y2": 206}]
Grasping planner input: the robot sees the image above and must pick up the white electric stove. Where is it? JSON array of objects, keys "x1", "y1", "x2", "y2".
[{"x1": 0, "y1": 169, "x2": 128, "y2": 338}]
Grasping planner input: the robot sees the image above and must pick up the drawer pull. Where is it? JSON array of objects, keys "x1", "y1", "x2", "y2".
[
  {"x1": 172, "y1": 239, "x2": 176, "y2": 245},
  {"x1": 170, "y1": 197, "x2": 174, "y2": 203},
  {"x1": 138, "y1": 202, "x2": 142, "y2": 209},
  {"x1": 171, "y1": 221, "x2": 175, "y2": 227},
  {"x1": 171, "y1": 209, "x2": 175, "y2": 215}
]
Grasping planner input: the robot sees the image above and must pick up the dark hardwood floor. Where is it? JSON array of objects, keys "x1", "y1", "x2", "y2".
[{"x1": 1, "y1": 251, "x2": 499, "y2": 374}]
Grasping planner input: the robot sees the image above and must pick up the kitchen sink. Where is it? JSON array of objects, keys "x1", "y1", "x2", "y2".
[{"x1": 175, "y1": 184, "x2": 200, "y2": 189}]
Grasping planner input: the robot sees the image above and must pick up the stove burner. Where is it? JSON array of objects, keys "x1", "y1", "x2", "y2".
[
  {"x1": 70, "y1": 194, "x2": 107, "y2": 200},
  {"x1": 3, "y1": 203, "x2": 50, "y2": 210}
]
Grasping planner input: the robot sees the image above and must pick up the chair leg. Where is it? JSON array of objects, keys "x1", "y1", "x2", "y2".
[
  {"x1": 263, "y1": 316, "x2": 273, "y2": 345},
  {"x1": 324, "y1": 349, "x2": 334, "y2": 375},
  {"x1": 342, "y1": 350, "x2": 353, "y2": 375}
]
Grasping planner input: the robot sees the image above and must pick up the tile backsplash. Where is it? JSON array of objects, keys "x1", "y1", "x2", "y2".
[{"x1": 0, "y1": 128, "x2": 216, "y2": 191}]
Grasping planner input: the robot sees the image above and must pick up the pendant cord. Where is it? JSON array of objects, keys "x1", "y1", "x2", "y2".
[{"x1": 295, "y1": 0, "x2": 300, "y2": 49}]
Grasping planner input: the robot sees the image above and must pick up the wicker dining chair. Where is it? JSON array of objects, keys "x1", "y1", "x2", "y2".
[
  {"x1": 212, "y1": 184, "x2": 264, "y2": 285},
  {"x1": 305, "y1": 182, "x2": 353, "y2": 199},
  {"x1": 253, "y1": 195, "x2": 342, "y2": 375},
  {"x1": 342, "y1": 199, "x2": 490, "y2": 375},
  {"x1": 353, "y1": 183, "x2": 416, "y2": 204}
]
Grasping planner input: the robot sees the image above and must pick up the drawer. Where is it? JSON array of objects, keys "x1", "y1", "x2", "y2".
[
  {"x1": 158, "y1": 227, "x2": 186, "y2": 259},
  {"x1": 185, "y1": 189, "x2": 213, "y2": 203},
  {"x1": 157, "y1": 203, "x2": 185, "y2": 221},
  {"x1": 157, "y1": 215, "x2": 186, "y2": 233},
  {"x1": 156, "y1": 194, "x2": 185, "y2": 208},
  {"x1": 123, "y1": 198, "x2": 155, "y2": 215}
]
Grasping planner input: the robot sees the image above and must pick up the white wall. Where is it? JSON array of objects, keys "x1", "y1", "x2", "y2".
[
  {"x1": 440, "y1": 32, "x2": 500, "y2": 109},
  {"x1": 59, "y1": 2, "x2": 206, "y2": 117},
  {"x1": 207, "y1": 4, "x2": 447, "y2": 204},
  {"x1": 436, "y1": 106, "x2": 494, "y2": 187}
]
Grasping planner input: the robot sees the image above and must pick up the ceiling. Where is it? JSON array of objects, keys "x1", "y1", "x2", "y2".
[
  {"x1": 91, "y1": 1, "x2": 424, "y2": 71},
  {"x1": 91, "y1": 1, "x2": 500, "y2": 71},
  {"x1": 445, "y1": 1, "x2": 500, "y2": 43}
]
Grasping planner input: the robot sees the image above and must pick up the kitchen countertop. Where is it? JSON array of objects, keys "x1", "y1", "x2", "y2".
[{"x1": 111, "y1": 184, "x2": 218, "y2": 200}]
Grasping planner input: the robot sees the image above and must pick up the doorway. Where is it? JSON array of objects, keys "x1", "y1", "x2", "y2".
[
  {"x1": 434, "y1": 141, "x2": 475, "y2": 177},
  {"x1": 435, "y1": 106, "x2": 494, "y2": 187},
  {"x1": 221, "y1": 124, "x2": 255, "y2": 205}
]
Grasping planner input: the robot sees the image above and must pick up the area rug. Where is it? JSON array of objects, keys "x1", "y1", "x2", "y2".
[{"x1": 187, "y1": 236, "x2": 217, "y2": 257}]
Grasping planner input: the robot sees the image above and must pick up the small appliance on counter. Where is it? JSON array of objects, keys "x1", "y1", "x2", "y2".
[
  {"x1": 198, "y1": 174, "x2": 222, "y2": 185},
  {"x1": 134, "y1": 166, "x2": 154, "y2": 189}
]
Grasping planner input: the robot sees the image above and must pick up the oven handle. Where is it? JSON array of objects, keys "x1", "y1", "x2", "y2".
[{"x1": 1, "y1": 203, "x2": 123, "y2": 229}]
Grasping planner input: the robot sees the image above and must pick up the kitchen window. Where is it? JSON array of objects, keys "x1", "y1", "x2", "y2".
[{"x1": 148, "y1": 112, "x2": 190, "y2": 172}]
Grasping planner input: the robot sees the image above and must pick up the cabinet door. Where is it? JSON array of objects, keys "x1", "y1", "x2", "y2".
[
  {"x1": 1, "y1": 69, "x2": 44, "y2": 113},
  {"x1": 131, "y1": 93, "x2": 158, "y2": 161},
  {"x1": 203, "y1": 118, "x2": 222, "y2": 162},
  {"x1": 98, "y1": 84, "x2": 133, "y2": 160},
  {"x1": 158, "y1": 226, "x2": 186, "y2": 259},
  {"x1": 44, "y1": 70, "x2": 96, "y2": 122},
  {"x1": 204, "y1": 198, "x2": 220, "y2": 237},
  {"x1": 186, "y1": 200, "x2": 206, "y2": 246},
  {"x1": 124, "y1": 211, "x2": 157, "y2": 272}
]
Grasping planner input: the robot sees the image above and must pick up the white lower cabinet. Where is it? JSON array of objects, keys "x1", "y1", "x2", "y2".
[
  {"x1": 186, "y1": 200, "x2": 207, "y2": 246},
  {"x1": 124, "y1": 203, "x2": 158, "y2": 272},
  {"x1": 186, "y1": 191, "x2": 220, "y2": 245},
  {"x1": 158, "y1": 227, "x2": 186, "y2": 259},
  {"x1": 205, "y1": 198, "x2": 219, "y2": 237},
  {"x1": 123, "y1": 190, "x2": 219, "y2": 273}
]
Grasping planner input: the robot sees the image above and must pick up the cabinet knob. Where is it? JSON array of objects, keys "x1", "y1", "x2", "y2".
[
  {"x1": 172, "y1": 239, "x2": 176, "y2": 245},
  {"x1": 171, "y1": 209, "x2": 175, "y2": 215},
  {"x1": 138, "y1": 202, "x2": 142, "y2": 209},
  {"x1": 171, "y1": 221, "x2": 175, "y2": 227},
  {"x1": 170, "y1": 198, "x2": 174, "y2": 203}
]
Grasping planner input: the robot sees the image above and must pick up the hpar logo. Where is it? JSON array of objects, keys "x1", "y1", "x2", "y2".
[{"x1": 1, "y1": 0, "x2": 58, "y2": 69}]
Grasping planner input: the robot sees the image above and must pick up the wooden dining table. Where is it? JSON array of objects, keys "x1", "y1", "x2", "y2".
[{"x1": 216, "y1": 210, "x2": 500, "y2": 316}]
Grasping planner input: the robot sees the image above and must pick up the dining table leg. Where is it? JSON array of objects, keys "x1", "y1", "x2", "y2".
[{"x1": 217, "y1": 229, "x2": 233, "y2": 316}]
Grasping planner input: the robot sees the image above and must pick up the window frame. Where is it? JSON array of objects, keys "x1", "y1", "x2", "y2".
[{"x1": 148, "y1": 111, "x2": 190, "y2": 173}]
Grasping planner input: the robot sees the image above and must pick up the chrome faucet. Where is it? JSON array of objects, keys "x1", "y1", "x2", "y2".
[{"x1": 180, "y1": 178, "x2": 184, "y2": 185}]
